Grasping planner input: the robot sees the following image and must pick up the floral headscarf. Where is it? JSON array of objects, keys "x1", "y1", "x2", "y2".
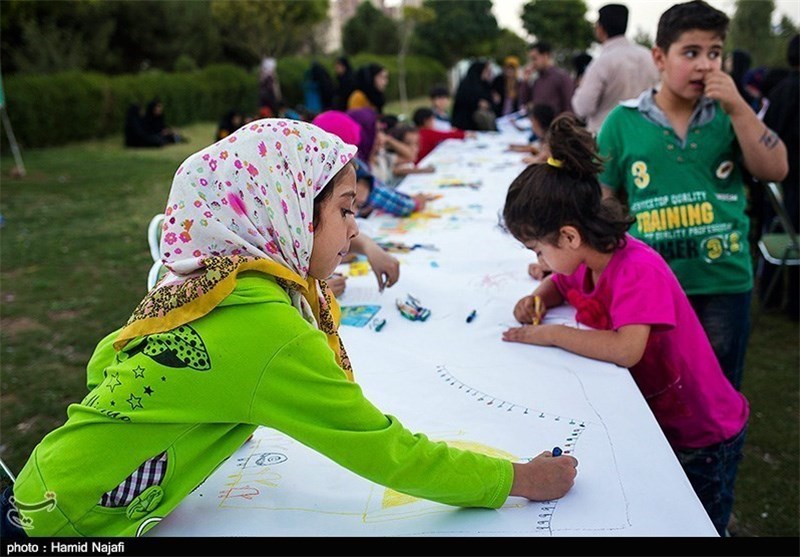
[{"x1": 115, "y1": 118, "x2": 358, "y2": 379}]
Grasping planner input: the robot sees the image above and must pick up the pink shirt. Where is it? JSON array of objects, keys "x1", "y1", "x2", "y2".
[{"x1": 552, "y1": 236, "x2": 748, "y2": 450}]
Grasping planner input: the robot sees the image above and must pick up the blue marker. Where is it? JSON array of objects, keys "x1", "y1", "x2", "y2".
[
  {"x1": 552, "y1": 446, "x2": 562, "y2": 457},
  {"x1": 466, "y1": 310, "x2": 477, "y2": 323}
]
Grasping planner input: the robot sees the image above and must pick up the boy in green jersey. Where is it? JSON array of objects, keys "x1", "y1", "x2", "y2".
[{"x1": 597, "y1": 0, "x2": 788, "y2": 391}]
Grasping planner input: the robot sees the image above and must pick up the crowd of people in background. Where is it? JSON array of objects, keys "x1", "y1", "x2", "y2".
[{"x1": 120, "y1": 3, "x2": 798, "y2": 334}]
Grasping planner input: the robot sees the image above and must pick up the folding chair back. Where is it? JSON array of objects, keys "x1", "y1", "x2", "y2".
[{"x1": 757, "y1": 182, "x2": 800, "y2": 309}]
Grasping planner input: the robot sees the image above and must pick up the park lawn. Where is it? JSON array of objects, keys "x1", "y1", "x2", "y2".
[{"x1": 0, "y1": 118, "x2": 797, "y2": 537}]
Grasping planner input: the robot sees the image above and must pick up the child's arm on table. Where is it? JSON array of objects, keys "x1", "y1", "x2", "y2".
[
  {"x1": 704, "y1": 68, "x2": 788, "y2": 182},
  {"x1": 503, "y1": 321, "x2": 650, "y2": 369},
  {"x1": 350, "y1": 234, "x2": 400, "y2": 292},
  {"x1": 252, "y1": 325, "x2": 578, "y2": 507},
  {"x1": 393, "y1": 161, "x2": 436, "y2": 176}
]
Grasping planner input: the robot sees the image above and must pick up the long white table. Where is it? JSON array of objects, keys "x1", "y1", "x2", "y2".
[{"x1": 152, "y1": 127, "x2": 717, "y2": 538}]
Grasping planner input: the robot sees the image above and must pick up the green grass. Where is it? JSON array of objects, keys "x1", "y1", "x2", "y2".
[
  {"x1": 384, "y1": 96, "x2": 434, "y2": 122},
  {"x1": 1, "y1": 120, "x2": 797, "y2": 537}
]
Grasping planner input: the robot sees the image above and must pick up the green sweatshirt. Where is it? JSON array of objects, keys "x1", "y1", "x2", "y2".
[{"x1": 12, "y1": 273, "x2": 513, "y2": 536}]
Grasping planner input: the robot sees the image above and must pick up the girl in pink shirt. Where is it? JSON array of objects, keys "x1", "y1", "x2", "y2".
[{"x1": 500, "y1": 113, "x2": 748, "y2": 537}]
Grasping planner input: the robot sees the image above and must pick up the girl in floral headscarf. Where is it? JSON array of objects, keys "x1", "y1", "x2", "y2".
[{"x1": 8, "y1": 119, "x2": 577, "y2": 538}]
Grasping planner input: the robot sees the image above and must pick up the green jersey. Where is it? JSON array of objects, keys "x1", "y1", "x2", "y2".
[{"x1": 598, "y1": 95, "x2": 753, "y2": 295}]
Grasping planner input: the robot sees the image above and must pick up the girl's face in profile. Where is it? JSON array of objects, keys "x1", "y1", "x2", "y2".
[
  {"x1": 308, "y1": 165, "x2": 359, "y2": 280},
  {"x1": 523, "y1": 232, "x2": 581, "y2": 277}
]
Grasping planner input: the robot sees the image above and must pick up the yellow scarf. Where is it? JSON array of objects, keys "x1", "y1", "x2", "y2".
[{"x1": 115, "y1": 256, "x2": 353, "y2": 381}]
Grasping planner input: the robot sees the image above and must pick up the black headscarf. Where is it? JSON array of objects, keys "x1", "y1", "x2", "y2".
[
  {"x1": 124, "y1": 103, "x2": 163, "y2": 148},
  {"x1": 310, "y1": 61, "x2": 336, "y2": 111},
  {"x1": 353, "y1": 63, "x2": 386, "y2": 114},
  {"x1": 334, "y1": 56, "x2": 355, "y2": 111},
  {"x1": 451, "y1": 61, "x2": 493, "y2": 131},
  {"x1": 143, "y1": 98, "x2": 166, "y2": 136},
  {"x1": 217, "y1": 110, "x2": 244, "y2": 140}
]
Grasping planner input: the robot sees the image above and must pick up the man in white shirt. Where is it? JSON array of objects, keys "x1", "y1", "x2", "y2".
[{"x1": 571, "y1": 4, "x2": 659, "y2": 133}]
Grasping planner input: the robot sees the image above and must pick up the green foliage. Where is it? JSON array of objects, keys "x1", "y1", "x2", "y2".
[
  {"x1": 729, "y1": 1, "x2": 799, "y2": 69},
  {"x1": 4, "y1": 65, "x2": 258, "y2": 149},
  {"x1": 633, "y1": 29, "x2": 654, "y2": 49},
  {"x1": 729, "y1": 0, "x2": 776, "y2": 67},
  {"x1": 2, "y1": 1, "x2": 115, "y2": 74},
  {"x1": 521, "y1": 0, "x2": 594, "y2": 53},
  {"x1": 111, "y1": 0, "x2": 224, "y2": 74},
  {"x1": 1, "y1": 0, "x2": 225, "y2": 76},
  {"x1": 488, "y1": 29, "x2": 529, "y2": 65},
  {"x1": 412, "y1": 0, "x2": 500, "y2": 68},
  {"x1": 174, "y1": 55, "x2": 199, "y2": 73},
  {"x1": 342, "y1": 2, "x2": 401, "y2": 56},
  {"x1": 2, "y1": 55, "x2": 446, "y2": 149},
  {"x1": 211, "y1": 0, "x2": 329, "y2": 61}
]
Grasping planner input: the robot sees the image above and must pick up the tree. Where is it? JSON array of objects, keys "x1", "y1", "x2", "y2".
[
  {"x1": 396, "y1": 5, "x2": 436, "y2": 114},
  {"x1": 412, "y1": 0, "x2": 500, "y2": 68},
  {"x1": 520, "y1": 0, "x2": 593, "y2": 57},
  {"x1": 111, "y1": 0, "x2": 223, "y2": 73},
  {"x1": 1, "y1": 0, "x2": 115, "y2": 75},
  {"x1": 729, "y1": 0, "x2": 799, "y2": 69},
  {"x1": 0, "y1": 0, "x2": 225, "y2": 75},
  {"x1": 633, "y1": 28, "x2": 653, "y2": 49},
  {"x1": 341, "y1": 1, "x2": 400, "y2": 56},
  {"x1": 729, "y1": 0, "x2": 774, "y2": 67},
  {"x1": 490, "y1": 28, "x2": 529, "y2": 63},
  {"x1": 211, "y1": 0, "x2": 328, "y2": 63}
]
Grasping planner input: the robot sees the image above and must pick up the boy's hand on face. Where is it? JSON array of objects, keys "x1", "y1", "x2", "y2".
[{"x1": 703, "y1": 69, "x2": 748, "y2": 116}]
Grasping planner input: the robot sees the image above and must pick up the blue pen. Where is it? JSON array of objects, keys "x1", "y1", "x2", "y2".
[
  {"x1": 552, "y1": 446, "x2": 562, "y2": 457},
  {"x1": 466, "y1": 309, "x2": 477, "y2": 323}
]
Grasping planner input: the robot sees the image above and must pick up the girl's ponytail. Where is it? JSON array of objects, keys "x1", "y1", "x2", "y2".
[{"x1": 546, "y1": 114, "x2": 604, "y2": 181}]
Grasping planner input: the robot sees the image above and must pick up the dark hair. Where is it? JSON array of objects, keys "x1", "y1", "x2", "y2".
[
  {"x1": 429, "y1": 85, "x2": 450, "y2": 99},
  {"x1": 572, "y1": 52, "x2": 593, "y2": 78},
  {"x1": 789, "y1": 34, "x2": 799, "y2": 67},
  {"x1": 530, "y1": 42, "x2": 552, "y2": 55},
  {"x1": 598, "y1": 4, "x2": 628, "y2": 37},
  {"x1": 379, "y1": 114, "x2": 399, "y2": 133},
  {"x1": 389, "y1": 123, "x2": 416, "y2": 143},
  {"x1": 335, "y1": 56, "x2": 351, "y2": 71},
  {"x1": 531, "y1": 104, "x2": 556, "y2": 130},
  {"x1": 354, "y1": 64, "x2": 387, "y2": 113},
  {"x1": 413, "y1": 107, "x2": 435, "y2": 127},
  {"x1": 313, "y1": 161, "x2": 355, "y2": 230},
  {"x1": 656, "y1": 0, "x2": 728, "y2": 52},
  {"x1": 502, "y1": 114, "x2": 632, "y2": 252}
]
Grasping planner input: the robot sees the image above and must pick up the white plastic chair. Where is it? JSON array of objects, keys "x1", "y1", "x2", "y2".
[
  {"x1": 146, "y1": 214, "x2": 167, "y2": 290},
  {"x1": 147, "y1": 213, "x2": 165, "y2": 262}
]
